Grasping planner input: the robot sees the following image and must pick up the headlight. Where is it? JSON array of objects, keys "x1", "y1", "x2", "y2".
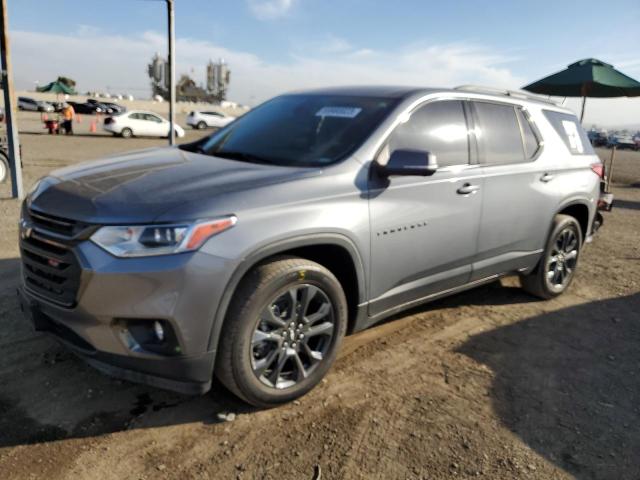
[{"x1": 90, "y1": 216, "x2": 237, "y2": 257}]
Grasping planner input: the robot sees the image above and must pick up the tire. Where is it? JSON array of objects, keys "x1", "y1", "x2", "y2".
[
  {"x1": 0, "y1": 151, "x2": 8, "y2": 184},
  {"x1": 216, "y1": 256, "x2": 348, "y2": 407},
  {"x1": 120, "y1": 127, "x2": 133, "y2": 138},
  {"x1": 197, "y1": 121, "x2": 207, "y2": 130},
  {"x1": 520, "y1": 214, "x2": 583, "y2": 299}
]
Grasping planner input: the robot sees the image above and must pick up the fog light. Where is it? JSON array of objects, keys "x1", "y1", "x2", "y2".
[{"x1": 153, "y1": 320, "x2": 165, "y2": 342}]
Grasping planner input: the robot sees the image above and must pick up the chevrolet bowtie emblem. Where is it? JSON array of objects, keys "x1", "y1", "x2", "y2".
[{"x1": 20, "y1": 222, "x2": 32, "y2": 240}]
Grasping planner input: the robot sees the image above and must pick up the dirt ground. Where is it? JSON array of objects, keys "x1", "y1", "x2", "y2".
[{"x1": 0, "y1": 112, "x2": 639, "y2": 480}]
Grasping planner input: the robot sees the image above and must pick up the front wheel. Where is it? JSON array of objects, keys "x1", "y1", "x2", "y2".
[
  {"x1": 520, "y1": 214, "x2": 582, "y2": 299},
  {"x1": 216, "y1": 257, "x2": 348, "y2": 407},
  {"x1": 197, "y1": 121, "x2": 207, "y2": 130},
  {"x1": 0, "y1": 151, "x2": 8, "y2": 183},
  {"x1": 120, "y1": 127, "x2": 133, "y2": 138}
]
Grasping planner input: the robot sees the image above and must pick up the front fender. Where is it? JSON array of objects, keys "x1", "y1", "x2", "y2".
[{"x1": 206, "y1": 232, "x2": 367, "y2": 352}]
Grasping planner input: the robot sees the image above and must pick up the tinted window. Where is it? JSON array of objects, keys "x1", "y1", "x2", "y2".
[
  {"x1": 543, "y1": 110, "x2": 595, "y2": 155},
  {"x1": 473, "y1": 102, "x2": 525, "y2": 164},
  {"x1": 195, "y1": 94, "x2": 399, "y2": 167},
  {"x1": 386, "y1": 101, "x2": 470, "y2": 167},
  {"x1": 516, "y1": 108, "x2": 540, "y2": 159},
  {"x1": 129, "y1": 113, "x2": 142, "y2": 120}
]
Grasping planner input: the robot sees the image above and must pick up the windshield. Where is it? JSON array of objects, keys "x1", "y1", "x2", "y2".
[{"x1": 189, "y1": 94, "x2": 399, "y2": 167}]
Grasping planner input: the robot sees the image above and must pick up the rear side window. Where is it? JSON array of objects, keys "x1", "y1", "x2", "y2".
[
  {"x1": 544, "y1": 110, "x2": 595, "y2": 155},
  {"x1": 516, "y1": 108, "x2": 541, "y2": 159},
  {"x1": 386, "y1": 100, "x2": 470, "y2": 167},
  {"x1": 472, "y1": 102, "x2": 525, "y2": 165}
]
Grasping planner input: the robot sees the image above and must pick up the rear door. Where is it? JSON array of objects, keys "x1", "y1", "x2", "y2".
[
  {"x1": 127, "y1": 113, "x2": 149, "y2": 135},
  {"x1": 143, "y1": 113, "x2": 167, "y2": 136},
  {"x1": 469, "y1": 101, "x2": 555, "y2": 280},
  {"x1": 368, "y1": 100, "x2": 484, "y2": 317}
]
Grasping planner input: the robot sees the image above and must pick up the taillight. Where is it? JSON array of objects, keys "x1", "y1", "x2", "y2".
[{"x1": 591, "y1": 163, "x2": 604, "y2": 178}]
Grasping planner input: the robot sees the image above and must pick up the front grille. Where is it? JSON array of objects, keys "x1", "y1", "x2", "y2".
[{"x1": 20, "y1": 209, "x2": 95, "y2": 308}]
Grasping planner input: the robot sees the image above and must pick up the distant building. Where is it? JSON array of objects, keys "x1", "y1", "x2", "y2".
[
  {"x1": 207, "y1": 59, "x2": 230, "y2": 102},
  {"x1": 147, "y1": 54, "x2": 231, "y2": 103}
]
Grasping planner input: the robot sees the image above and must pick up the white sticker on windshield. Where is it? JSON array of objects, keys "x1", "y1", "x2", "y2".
[
  {"x1": 315, "y1": 106, "x2": 362, "y2": 118},
  {"x1": 562, "y1": 120, "x2": 584, "y2": 153}
]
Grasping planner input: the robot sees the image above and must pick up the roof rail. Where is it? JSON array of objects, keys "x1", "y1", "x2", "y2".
[{"x1": 454, "y1": 85, "x2": 559, "y2": 105}]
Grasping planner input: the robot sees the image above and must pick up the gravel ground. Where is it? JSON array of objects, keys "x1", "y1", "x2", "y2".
[{"x1": 0, "y1": 113, "x2": 639, "y2": 480}]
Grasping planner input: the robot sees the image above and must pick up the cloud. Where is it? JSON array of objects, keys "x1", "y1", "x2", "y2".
[
  {"x1": 11, "y1": 28, "x2": 525, "y2": 104},
  {"x1": 12, "y1": 26, "x2": 639, "y2": 127},
  {"x1": 247, "y1": 0, "x2": 296, "y2": 20}
]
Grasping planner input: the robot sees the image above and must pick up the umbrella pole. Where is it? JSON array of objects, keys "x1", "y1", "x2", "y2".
[{"x1": 580, "y1": 96, "x2": 587, "y2": 123}]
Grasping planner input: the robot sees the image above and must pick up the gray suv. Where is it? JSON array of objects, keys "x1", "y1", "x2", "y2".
[{"x1": 18, "y1": 86, "x2": 609, "y2": 407}]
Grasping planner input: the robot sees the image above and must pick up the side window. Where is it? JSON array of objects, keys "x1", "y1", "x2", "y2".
[
  {"x1": 144, "y1": 114, "x2": 162, "y2": 123},
  {"x1": 516, "y1": 108, "x2": 541, "y2": 159},
  {"x1": 473, "y1": 102, "x2": 525, "y2": 165},
  {"x1": 543, "y1": 110, "x2": 595, "y2": 155},
  {"x1": 129, "y1": 113, "x2": 141, "y2": 120},
  {"x1": 385, "y1": 100, "x2": 470, "y2": 168}
]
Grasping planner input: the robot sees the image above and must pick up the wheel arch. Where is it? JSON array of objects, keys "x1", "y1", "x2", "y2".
[
  {"x1": 556, "y1": 200, "x2": 592, "y2": 242},
  {"x1": 207, "y1": 234, "x2": 367, "y2": 352}
]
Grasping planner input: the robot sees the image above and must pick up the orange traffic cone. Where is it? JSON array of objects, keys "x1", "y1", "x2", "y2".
[{"x1": 89, "y1": 120, "x2": 97, "y2": 133}]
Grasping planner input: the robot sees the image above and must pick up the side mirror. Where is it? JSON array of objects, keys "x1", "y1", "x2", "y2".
[{"x1": 380, "y1": 149, "x2": 438, "y2": 177}]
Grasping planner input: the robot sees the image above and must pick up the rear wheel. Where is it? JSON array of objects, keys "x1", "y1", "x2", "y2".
[
  {"x1": 520, "y1": 214, "x2": 582, "y2": 299},
  {"x1": 216, "y1": 257, "x2": 347, "y2": 407},
  {"x1": 0, "y1": 151, "x2": 8, "y2": 183},
  {"x1": 120, "y1": 127, "x2": 133, "y2": 138}
]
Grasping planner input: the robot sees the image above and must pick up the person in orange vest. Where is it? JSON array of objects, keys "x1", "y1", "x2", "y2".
[{"x1": 62, "y1": 103, "x2": 75, "y2": 135}]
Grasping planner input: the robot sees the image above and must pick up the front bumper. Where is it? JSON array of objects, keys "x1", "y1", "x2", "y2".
[
  {"x1": 19, "y1": 287, "x2": 214, "y2": 394},
  {"x1": 18, "y1": 241, "x2": 238, "y2": 395}
]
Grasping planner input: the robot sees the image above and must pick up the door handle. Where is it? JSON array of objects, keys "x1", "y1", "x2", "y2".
[
  {"x1": 540, "y1": 173, "x2": 555, "y2": 183},
  {"x1": 457, "y1": 183, "x2": 480, "y2": 195}
]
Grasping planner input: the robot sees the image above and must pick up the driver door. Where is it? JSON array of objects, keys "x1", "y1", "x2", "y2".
[{"x1": 368, "y1": 100, "x2": 483, "y2": 317}]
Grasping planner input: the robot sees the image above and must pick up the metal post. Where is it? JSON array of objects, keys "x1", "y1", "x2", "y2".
[
  {"x1": 607, "y1": 145, "x2": 616, "y2": 193},
  {"x1": 580, "y1": 96, "x2": 586, "y2": 123},
  {"x1": 0, "y1": 0, "x2": 23, "y2": 198},
  {"x1": 167, "y1": 0, "x2": 175, "y2": 146}
]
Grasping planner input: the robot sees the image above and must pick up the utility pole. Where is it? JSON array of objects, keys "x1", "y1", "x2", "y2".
[
  {"x1": 0, "y1": 0, "x2": 23, "y2": 198},
  {"x1": 167, "y1": 0, "x2": 175, "y2": 146}
]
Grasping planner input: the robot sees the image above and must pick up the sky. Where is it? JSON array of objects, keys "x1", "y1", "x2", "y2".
[{"x1": 7, "y1": 0, "x2": 640, "y2": 127}]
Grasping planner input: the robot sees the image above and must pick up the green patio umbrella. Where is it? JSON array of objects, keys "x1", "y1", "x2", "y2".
[
  {"x1": 522, "y1": 58, "x2": 640, "y2": 122},
  {"x1": 36, "y1": 80, "x2": 76, "y2": 96}
]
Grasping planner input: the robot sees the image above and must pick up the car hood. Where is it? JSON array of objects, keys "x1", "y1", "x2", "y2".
[{"x1": 28, "y1": 147, "x2": 319, "y2": 224}]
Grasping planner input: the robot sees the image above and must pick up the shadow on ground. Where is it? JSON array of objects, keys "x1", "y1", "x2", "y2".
[
  {"x1": 0, "y1": 257, "x2": 255, "y2": 449},
  {"x1": 459, "y1": 293, "x2": 640, "y2": 480},
  {"x1": 0, "y1": 255, "x2": 539, "y2": 450}
]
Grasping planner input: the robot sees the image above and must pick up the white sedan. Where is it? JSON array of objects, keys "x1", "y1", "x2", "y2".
[
  {"x1": 186, "y1": 110, "x2": 235, "y2": 129},
  {"x1": 103, "y1": 110, "x2": 185, "y2": 138}
]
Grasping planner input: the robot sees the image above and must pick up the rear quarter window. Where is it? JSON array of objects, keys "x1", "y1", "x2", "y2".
[{"x1": 543, "y1": 110, "x2": 595, "y2": 155}]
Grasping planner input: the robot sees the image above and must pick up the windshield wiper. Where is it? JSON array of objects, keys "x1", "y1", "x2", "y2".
[{"x1": 211, "y1": 150, "x2": 275, "y2": 165}]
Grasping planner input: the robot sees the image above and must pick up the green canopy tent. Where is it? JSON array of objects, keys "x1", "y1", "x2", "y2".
[
  {"x1": 522, "y1": 58, "x2": 640, "y2": 122},
  {"x1": 36, "y1": 80, "x2": 76, "y2": 96}
]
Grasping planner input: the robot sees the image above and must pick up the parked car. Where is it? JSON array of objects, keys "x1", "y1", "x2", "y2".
[
  {"x1": 103, "y1": 110, "x2": 185, "y2": 138},
  {"x1": 607, "y1": 134, "x2": 638, "y2": 150},
  {"x1": 86, "y1": 99, "x2": 115, "y2": 114},
  {"x1": 587, "y1": 129, "x2": 608, "y2": 147},
  {"x1": 101, "y1": 101, "x2": 127, "y2": 114},
  {"x1": 186, "y1": 110, "x2": 236, "y2": 129},
  {"x1": 18, "y1": 97, "x2": 54, "y2": 113},
  {"x1": 19, "y1": 86, "x2": 611, "y2": 407},
  {"x1": 68, "y1": 101, "x2": 106, "y2": 115}
]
